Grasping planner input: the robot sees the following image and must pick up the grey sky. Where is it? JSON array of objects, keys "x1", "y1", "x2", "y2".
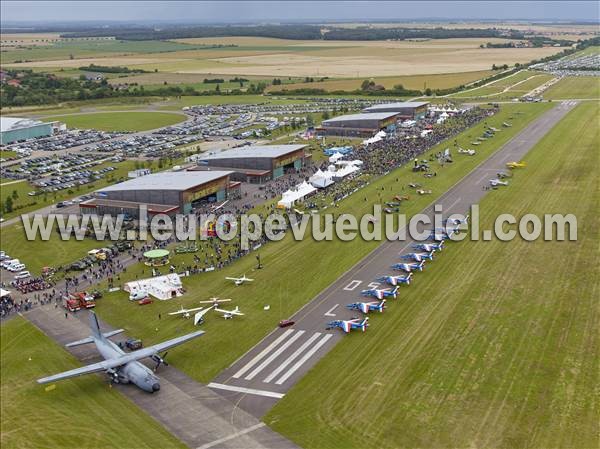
[{"x1": 1, "y1": 1, "x2": 598, "y2": 24}]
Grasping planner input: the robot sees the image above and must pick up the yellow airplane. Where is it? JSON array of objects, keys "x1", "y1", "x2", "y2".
[{"x1": 506, "y1": 161, "x2": 527, "y2": 169}]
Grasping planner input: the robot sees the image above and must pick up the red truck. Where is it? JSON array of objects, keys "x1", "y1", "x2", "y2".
[
  {"x1": 71, "y1": 291, "x2": 96, "y2": 309},
  {"x1": 63, "y1": 296, "x2": 81, "y2": 312}
]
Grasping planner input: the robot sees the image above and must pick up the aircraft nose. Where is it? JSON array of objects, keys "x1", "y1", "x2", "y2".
[{"x1": 152, "y1": 383, "x2": 160, "y2": 392}]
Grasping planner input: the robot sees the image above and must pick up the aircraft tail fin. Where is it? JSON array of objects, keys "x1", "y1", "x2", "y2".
[
  {"x1": 89, "y1": 311, "x2": 102, "y2": 340},
  {"x1": 65, "y1": 329, "x2": 124, "y2": 347}
]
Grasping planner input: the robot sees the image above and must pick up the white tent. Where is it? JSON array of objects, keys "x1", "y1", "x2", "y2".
[
  {"x1": 362, "y1": 130, "x2": 387, "y2": 146},
  {"x1": 0, "y1": 288, "x2": 11, "y2": 298},
  {"x1": 277, "y1": 181, "x2": 317, "y2": 208},
  {"x1": 125, "y1": 273, "x2": 184, "y2": 301},
  {"x1": 328, "y1": 152, "x2": 344, "y2": 163}
]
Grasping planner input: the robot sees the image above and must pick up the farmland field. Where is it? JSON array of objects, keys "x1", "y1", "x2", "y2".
[
  {"x1": 543, "y1": 76, "x2": 600, "y2": 100},
  {"x1": 0, "y1": 317, "x2": 185, "y2": 449},
  {"x1": 3, "y1": 37, "x2": 563, "y2": 78},
  {"x1": 266, "y1": 102, "x2": 599, "y2": 449},
  {"x1": 68, "y1": 103, "x2": 553, "y2": 386},
  {"x1": 41, "y1": 111, "x2": 185, "y2": 131}
]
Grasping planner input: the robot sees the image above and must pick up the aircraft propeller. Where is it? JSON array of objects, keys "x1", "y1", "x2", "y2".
[{"x1": 151, "y1": 352, "x2": 169, "y2": 371}]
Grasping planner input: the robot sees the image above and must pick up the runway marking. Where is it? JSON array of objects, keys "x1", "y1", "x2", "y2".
[
  {"x1": 207, "y1": 382, "x2": 284, "y2": 399},
  {"x1": 324, "y1": 304, "x2": 339, "y2": 317},
  {"x1": 244, "y1": 330, "x2": 305, "y2": 380},
  {"x1": 367, "y1": 281, "x2": 380, "y2": 289},
  {"x1": 232, "y1": 329, "x2": 294, "y2": 378},
  {"x1": 263, "y1": 332, "x2": 323, "y2": 384},
  {"x1": 343, "y1": 280, "x2": 362, "y2": 291},
  {"x1": 444, "y1": 196, "x2": 462, "y2": 213},
  {"x1": 195, "y1": 422, "x2": 266, "y2": 449},
  {"x1": 475, "y1": 173, "x2": 489, "y2": 185},
  {"x1": 275, "y1": 334, "x2": 334, "y2": 385}
]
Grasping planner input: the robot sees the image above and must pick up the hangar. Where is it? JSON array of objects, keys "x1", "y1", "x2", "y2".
[
  {"x1": 1, "y1": 117, "x2": 53, "y2": 145},
  {"x1": 317, "y1": 112, "x2": 398, "y2": 137},
  {"x1": 80, "y1": 171, "x2": 236, "y2": 217},
  {"x1": 362, "y1": 101, "x2": 430, "y2": 120},
  {"x1": 193, "y1": 144, "x2": 308, "y2": 183}
]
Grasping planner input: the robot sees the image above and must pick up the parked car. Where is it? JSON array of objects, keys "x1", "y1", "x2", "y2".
[
  {"x1": 138, "y1": 297, "x2": 153, "y2": 306},
  {"x1": 278, "y1": 319, "x2": 295, "y2": 328}
]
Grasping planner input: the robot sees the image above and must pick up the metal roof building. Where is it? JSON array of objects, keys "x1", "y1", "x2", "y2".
[
  {"x1": 318, "y1": 112, "x2": 399, "y2": 137},
  {"x1": 195, "y1": 144, "x2": 309, "y2": 182},
  {"x1": 1, "y1": 117, "x2": 53, "y2": 145},
  {"x1": 362, "y1": 102, "x2": 430, "y2": 119},
  {"x1": 81, "y1": 171, "x2": 236, "y2": 217}
]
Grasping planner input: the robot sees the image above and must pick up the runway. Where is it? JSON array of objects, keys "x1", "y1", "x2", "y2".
[{"x1": 210, "y1": 101, "x2": 578, "y2": 418}]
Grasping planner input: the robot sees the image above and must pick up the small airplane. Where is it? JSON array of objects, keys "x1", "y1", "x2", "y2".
[
  {"x1": 346, "y1": 300, "x2": 386, "y2": 314},
  {"x1": 413, "y1": 242, "x2": 444, "y2": 252},
  {"x1": 199, "y1": 297, "x2": 232, "y2": 307},
  {"x1": 444, "y1": 215, "x2": 469, "y2": 226},
  {"x1": 37, "y1": 311, "x2": 204, "y2": 393},
  {"x1": 489, "y1": 178, "x2": 509, "y2": 187},
  {"x1": 417, "y1": 189, "x2": 432, "y2": 195},
  {"x1": 458, "y1": 148, "x2": 476, "y2": 156},
  {"x1": 471, "y1": 141, "x2": 481, "y2": 146},
  {"x1": 430, "y1": 226, "x2": 460, "y2": 237},
  {"x1": 168, "y1": 305, "x2": 206, "y2": 319},
  {"x1": 502, "y1": 122, "x2": 513, "y2": 127},
  {"x1": 377, "y1": 273, "x2": 413, "y2": 286},
  {"x1": 361, "y1": 286, "x2": 398, "y2": 300},
  {"x1": 496, "y1": 171, "x2": 511, "y2": 179},
  {"x1": 392, "y1": 262, "x2": 425, "y2": 273},
  {"x1": 225, "y1": 274, "x2": 254, "y2": 286},
  {"x1": 506, "y1": 161, "x2": 526, "y2": 169},
  {"x1": 193, "y1": 306, "x2": 215, "y2": 325},
  {"x1": 489, "y1": 126, "x2": 499, "y2": 132},
  {"x1": 327, "y1": 317, "x2": 369, "y2": 333},
  {"x1": 214, "y1": 306, "x2": 244, "y2": 319},
  {"x1": 400, "y1": 251, "x2": 434, "y2": 262}
]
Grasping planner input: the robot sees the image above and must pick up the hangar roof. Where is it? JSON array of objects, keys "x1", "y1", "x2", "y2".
[
  {"x1": 97, "y1": 171, "x2": 232, "y2": 193},
  {"x1": 322, "y1": 112, "x2": 398, "y2": 124},
  {"x1": 1, "y1": 117, "x2": 46, "y2": 132},
  {"x1": 199, "y1": 144, "x2": 306, "y2": 160},
  {"x1": 362, "y1": 102, "x2": 430, "y2": 112}
]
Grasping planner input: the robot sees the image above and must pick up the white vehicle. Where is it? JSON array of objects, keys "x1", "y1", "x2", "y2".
[
  {"x1": 1, "y1": 258, "x2": 18, "y2": 269},
  {"x1": 8, "y1": 263, "x2": 26, "y2": 272},
  {"x1": 129, "y1": 290, "x2": 149, "y2": 301},
  {"x1": 14, "y1": 271, "x2": 31, "y2": 280},
  {"x1": 214, "y1": 306, "x2": 244, "y2": 319},
  {"x1": 225, "y1": 274, "x2": 254, "y2": 286}
]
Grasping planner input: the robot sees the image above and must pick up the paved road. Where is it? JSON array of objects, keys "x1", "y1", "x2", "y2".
[
  {"x1": 25, "y1": 306, "x2": 298, "y2": 449},
  {"x1": 209, "y1": 100, "x2": 578, "y2": 418}
]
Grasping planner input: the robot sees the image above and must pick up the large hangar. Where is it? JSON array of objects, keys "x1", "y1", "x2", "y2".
[
  {"x1": 362, "y1": 101, "x2": 430, "y2": 120},
  {"x1": 80, "y1": 171, "x2": 235, "y2": 217},
  {"x1": 194, "y1": 144, "x2": 308, "y2": 182},
  {"x1": 1, "y1": 117, "x2": 53, "y2": 144},
  {"x1": 317, "y1": 112, "x2": 398, "y2": 137}
]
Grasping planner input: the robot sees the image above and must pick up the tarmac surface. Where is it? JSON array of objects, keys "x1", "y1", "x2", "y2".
[
  {"x1": 210, "y1": 100, "x2": 578, "y2": 418},
  {"x1": 25, "y1": 306, "x2": 298, "y2": 449}
]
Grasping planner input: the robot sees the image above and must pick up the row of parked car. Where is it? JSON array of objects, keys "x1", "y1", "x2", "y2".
[
  {"x1": 1, "y1": 130, "x2": 121, "y2": 154},
  {"x1": 30, "y1": 166, "x2": 117, "y2": 195},
  {"x1": 0, "y1": 252, "x2": 30, "y2": 279},
  {"x1": 2, "y1": 152, "x2": 111, "y2": 181},
  {"x1": 67, "y1": 241, "x2": 132, "y2": 271},
  {"x1": 81, "y1": 133, "x2": 200, "y2": 158}
]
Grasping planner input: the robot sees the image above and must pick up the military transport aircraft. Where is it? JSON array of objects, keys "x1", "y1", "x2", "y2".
[
  {"x1": 225, "y1": 274, "x2": 254, "y2": 285},
  {"x1": 37, "y1": 312, "x2": 204, "y2": 393},
  {"x1": 377, "y1": 273, "x2": 413, "y2": 286}
]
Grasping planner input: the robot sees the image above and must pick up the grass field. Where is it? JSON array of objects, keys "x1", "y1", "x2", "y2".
[
  {"x1": 264, "y1": 70, "x2": 495, "y2": 93},
  {"x1": 450, "y1": 70, "x2": 552, "y2": 99},
  {"x1": 0, "y1": 317, "x2": 185, "y2": 449},
  {"x1": 4, "y1": 37, "x2": 562, "y2": 78},
  {"x1": 265, "y1": 102, "x2": 599, "y2": 449},
  {"x1": 543, "y1": 76, "x2": 600, "y2": 100},
  {"x1": 41, "y1": 111, "x2": 185, "y2": 132},
  {"x1": 74, "y1": 103, "x2": 554, "y2": 386}
]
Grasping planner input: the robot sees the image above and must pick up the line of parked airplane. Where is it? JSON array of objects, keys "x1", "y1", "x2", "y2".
[
  {"x1": 327, "y1": 216, "x2": 468, "y2": 334},
  {"x1": 168, "y1": 297, "x2": 244, "y2": 325}
]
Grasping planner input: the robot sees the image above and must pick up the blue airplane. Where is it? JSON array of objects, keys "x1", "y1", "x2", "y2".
[
  {"x1": 445, "y1": 215, "x2": 469, "y2": 226},
  {"x1": 400, "y1": 251, "x2": 434, "y2": 262},
  {"x1": 377, "y1": 273, "x2": 413, "y2": 286},
  {"x1": 346, "y1": 300, "x2": 386, "y2": 314},
  {"x1": 412, "y1": 241, "x2": 444, "y2": 252},
  {"x1": 327, "y1": 317, "x2": 369, "y2": 333},
  {"x1": 361, "y1": 286, "x2": 398, "y2": 300},
  {"x1": 392, "y1": 261, "x2": 425, "y2": 273}
]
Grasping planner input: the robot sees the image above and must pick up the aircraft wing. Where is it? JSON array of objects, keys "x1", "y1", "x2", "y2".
[
  {"x1": 37, "y1": 358, "x2": 127, "y2": 384},
  {"x1": 225, "y1": 277, "x2": 241, "y2": 281},
  {"x1": 125, "y1": 330, "x2": 205, "y2": 360}
]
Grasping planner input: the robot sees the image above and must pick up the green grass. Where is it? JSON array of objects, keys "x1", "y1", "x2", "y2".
[
  {"x1": 0, "y1": 150, "x2": 18, "y2": 159},
  {"x1": 450, "y1": 70, "x2": 544, "y2": 99},
  {"x1": 86, "y1": 103, "x2": 552, "y2": 384},
  {"x1": 0, "y1": 317, "x2": 185, "y2": 449},
  {"x1": 266, "y1": 101, "x2": 599, "y2": 449},
  {"x1": 543, "y1": 76, "x2": 600, "y2": 100},
  {"x1": 41, "y1": 111, "x2": 185, "y2": 132}
]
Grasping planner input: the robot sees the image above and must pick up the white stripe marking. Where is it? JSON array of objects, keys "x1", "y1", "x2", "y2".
[
  {"x1": 196, "y1": 422, "x2": 266, "y2": 449},
  {"x1": 324, "y1": 304, "x2": 339, "y2": 317},
  {"x1": 232, "y1": 329, "x2": 294, "y2": 378},
  {"x1": 244, "y1": 330, "x2": 305, "y2": 380},
  {"x1": 263, "y1": 332, "x2": 322, "y2": 384},
  {"x1": 275, "y1": 334, "x2": 333, "y2": 385},
  {"x1": 207, "y1": 382, "x2": 284, "y2": 399}
]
